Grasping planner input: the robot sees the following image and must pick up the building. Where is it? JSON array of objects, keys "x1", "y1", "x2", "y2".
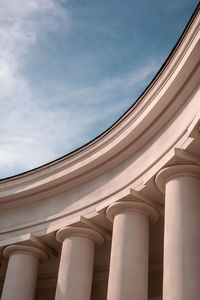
[{"x1": 0, "y1": 5, "x2": 199, "y2": 300}]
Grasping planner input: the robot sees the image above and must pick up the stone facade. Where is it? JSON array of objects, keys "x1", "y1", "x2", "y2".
[{"x1": 0, "y1": 5, "x2": 200, "y2": 300}]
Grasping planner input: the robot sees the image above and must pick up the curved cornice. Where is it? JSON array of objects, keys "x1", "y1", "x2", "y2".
[{"x1": 0, "y1": 5, "x2": 200, "y2": 202}]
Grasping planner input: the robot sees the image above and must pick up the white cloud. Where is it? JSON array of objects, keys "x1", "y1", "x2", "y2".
[{"x1": 0, "y1": 0, "x2": 70, "y2": 177}]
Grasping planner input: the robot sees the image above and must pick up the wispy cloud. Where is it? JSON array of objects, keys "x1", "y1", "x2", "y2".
[
  {"x1": 0, "y1": 0, "x2": 70, "y2": 177},
  {"x1": 0, "y1": 0, "x2": 162, "y2": 178}
]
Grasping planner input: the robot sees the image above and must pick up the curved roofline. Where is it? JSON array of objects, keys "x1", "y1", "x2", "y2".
[{"x1": 1, "y1": 2, "x2": 200, "y2": 182}]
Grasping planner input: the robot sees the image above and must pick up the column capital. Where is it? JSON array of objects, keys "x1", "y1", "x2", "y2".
[
  {"x1": 106, "y1": 201, "x2": 159, "y2": 224},
  {"x1": 3, "y1": 244, "x2": 48, "y2": 262},
  {"x1": 56, "y1": 226, "x2": 104, "y2": 247},
  {"x1": 155, "y1": 164, "x2": 200, "y2": 193}
]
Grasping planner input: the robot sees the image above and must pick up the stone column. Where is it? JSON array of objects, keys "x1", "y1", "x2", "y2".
[
  {"x1": 156, "y1": 164, "x2": 200, "y2": 300},
  {"x1": 106, "y1": 200, "x2": 159, "y2": 300},
  {"x1": 55, "y1": 226, "x2": 104, "y2": 300},
  {"x1": 1, "y1": 244, "x2": 48, "y2": 300}
]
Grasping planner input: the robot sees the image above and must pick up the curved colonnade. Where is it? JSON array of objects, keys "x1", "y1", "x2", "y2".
[{"x1": 0, "y1": 6, "x2": 200, "y2": 300}]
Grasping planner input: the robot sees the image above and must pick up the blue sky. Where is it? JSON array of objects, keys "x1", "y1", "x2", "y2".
[{"x1": 0, "y1": 0, "x2": 199, "y2": 179}]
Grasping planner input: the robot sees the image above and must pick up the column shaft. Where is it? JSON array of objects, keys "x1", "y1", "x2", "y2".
[
  {"x1": 163, "y1": 176, "x2": 200, "y2": 300},
  {"x1": 1, "y1": 253, "x2": 38, "y2": 300},
  {"x1": 1, "y1": 245, "x2": 47, "y2": 300},
  {"x1": 55, "y1": 236, "x2": 95, "y2": 300},
  {"x1": 106, "y1": 201, "x2": 158, "y2": 300},
  {"x1": 107, "y1": 211, "x2": 149, "y2": 300},
  {"x1": 55, "y1": 226, "x2": 103, "y2": 300}
]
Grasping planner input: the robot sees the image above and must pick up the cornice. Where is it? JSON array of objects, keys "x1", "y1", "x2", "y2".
[{"x1": 0, "y1": 6, "x2": 199, "y2": 202}]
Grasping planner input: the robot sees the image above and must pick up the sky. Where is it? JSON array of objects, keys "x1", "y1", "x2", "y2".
[{"x1": 0, "y1": 0, "x2": 199, "y2": 179}]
